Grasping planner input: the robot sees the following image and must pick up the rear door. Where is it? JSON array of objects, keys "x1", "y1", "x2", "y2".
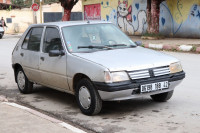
[
  {"x1": 20, "y1": 27, "x2": 44, "y2": 83},
  {"x1": 39, "y1": 27, "x2": 69, "y2": 91}
]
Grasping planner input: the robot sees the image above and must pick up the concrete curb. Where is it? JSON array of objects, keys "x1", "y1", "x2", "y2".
[
  {"x1": 143, "y1": 43, "x2": 200, "y2": 53},
  {"x1": 1, "y1": 101, "x2": 86, "y2": 133},
  {"x1": 0, "y1": 95, "x2": 86, "y2": 133}
]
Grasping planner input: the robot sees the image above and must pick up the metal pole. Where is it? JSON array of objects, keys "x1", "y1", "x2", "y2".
[
  {"x1": 32, "y1": 0, "x2": 37, "y2": 24},
  {"x1": 32, "y1": 0, "x2": 35, "y2": 23},
  {"x1": 40, "y1": 0, "x2": 42, "y2": 23}
]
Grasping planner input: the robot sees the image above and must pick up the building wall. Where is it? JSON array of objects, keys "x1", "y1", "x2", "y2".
[
  {"x1": 0, "y1": 0, "x2": 11, "y2": 4},
  {"x1": 160, "y1": 0, "x2": 200, "y2": 38},
  {"x1": 0, "y1": 8, "x2": 33, "y2": 34},
  {"x1": 36, "y1": 2, "x2": 82, "y2": 23},
  {"x1": 5, "y1": 0, "x2": 11, "y2": 4},
  {"x1": 1, "y1": 2, "x2": 82, "y2": 34},
  {"x1": 82, "y1": 0, "x2": 200, "y2": 38}
]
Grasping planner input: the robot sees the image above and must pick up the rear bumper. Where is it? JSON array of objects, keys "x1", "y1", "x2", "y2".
[{"x1": 94, "y1": 71, "x2": 185, "y2": 101}]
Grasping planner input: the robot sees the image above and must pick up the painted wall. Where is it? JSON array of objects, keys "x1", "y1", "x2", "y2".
[
  {"x1": 0, "y1": 0, "x2": 11, "y2": 4},
  {"x1": 160, "y1": 0, "x2": 200, "y2": 38},
  {"x1": 0, "y1": 8, "x2": 33, "y2": 34},
  {"x1": 82, "y1": 0, "x2": 200, "y2": 38}
]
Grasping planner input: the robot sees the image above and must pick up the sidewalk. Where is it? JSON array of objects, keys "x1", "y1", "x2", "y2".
[
  {"x1": 0, "y1": 96, "x2": 85, "y2": 133},
  {"x1": 130, "y1": 36, "x2": 200, "y2": 53},
  {"x1": 4, "y1": 33, "x2": 22, "y2": 39}
]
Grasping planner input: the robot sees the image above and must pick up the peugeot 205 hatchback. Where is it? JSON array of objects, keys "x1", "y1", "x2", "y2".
[{"x1": 12, "y1": 21, "x2": 185, "y2": 115}]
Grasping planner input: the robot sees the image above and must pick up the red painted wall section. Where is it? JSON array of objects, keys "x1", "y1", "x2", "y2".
[
  {"x1": 6, "y1": 0, "x2": 11, "y2": 4},
  {"x1": 84, "y1": 4, "x2": 101, "y2": 20},
  {"x1": 0, "y1": 0, "x2": 11, "y2": 4}
]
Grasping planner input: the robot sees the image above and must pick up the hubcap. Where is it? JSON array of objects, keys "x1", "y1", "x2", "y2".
[
  {"x1": 17, "y1": 71, "x2": 25, "y2": 90},
  {"x1": 79, "y1": 86, "x2": 91, "y2": 109}
]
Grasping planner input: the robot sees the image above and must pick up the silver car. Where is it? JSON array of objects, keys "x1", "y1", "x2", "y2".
[{"x1": 12, "y1": 21, "x2": 185, "y2": 115}]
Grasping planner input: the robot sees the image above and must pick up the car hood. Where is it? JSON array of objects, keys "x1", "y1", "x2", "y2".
[{"x1": 72, "y1": 47, "x2": 179, "y2": 71}]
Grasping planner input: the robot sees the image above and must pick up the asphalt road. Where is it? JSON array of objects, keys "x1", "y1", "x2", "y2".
[{"x1": 0, "y1": 37, "x2": 200, "y2": 133}]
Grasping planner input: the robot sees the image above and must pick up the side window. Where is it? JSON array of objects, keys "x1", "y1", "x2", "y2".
[
  {"x1": 43, "y1": 27, "x2": 63, "y2": 53},
  {"x1": 22, "y1": 29, "x2": 32, "y2": 49},
  {"x1": 27, "y1": 27, "x2": 43, "y2": 51}
]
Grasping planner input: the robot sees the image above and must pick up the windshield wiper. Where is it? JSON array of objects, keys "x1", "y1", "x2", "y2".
[
  {"x1": 78, "y1": 45, "x2": 113, "y2": 50},
  {"x1": 106, "y1": 44, "x2": 137, "y2": 48},
  {"x1": 105, "y1": 44, "x2": 127, "y2": 47}
]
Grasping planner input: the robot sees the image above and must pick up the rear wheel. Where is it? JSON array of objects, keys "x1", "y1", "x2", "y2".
[
  {"x1": 16, "y1": 67, "x2": 33, "y2": 94},
  {"x1": 151, "y1": 91, "x2": 174, "y2": 102},
  {"x1": 75, "y1": 78, "x2": 102, "y2": 115}
]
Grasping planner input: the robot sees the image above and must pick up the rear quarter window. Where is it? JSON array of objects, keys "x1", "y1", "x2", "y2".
[
  {"x1": 28, "y1": 28, "x2": 43, "y2": 51},
  {"x1": 21, "y1": 27, "x2": 43, "y2": 52},
  {"x1": 21, "y1": 29, "x2": 32, "y2": 49}
]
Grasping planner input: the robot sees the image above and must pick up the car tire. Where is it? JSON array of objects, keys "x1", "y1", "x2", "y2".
[
  {"x1": 16, "y1": 67, "x2": 33, "y2": 94},
  {"x1": 75, "y1": 78, "x2": 102, "y2": 115},
  {"x1": 150, "y1": 91, "x2": 174, "y2": 102}
]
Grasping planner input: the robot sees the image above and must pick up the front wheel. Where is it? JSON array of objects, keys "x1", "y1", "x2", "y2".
[
  {"x1": 16, "y1": 67, "x2": 33, "y2": 94},
  {"x1": 151, "y1": 91, "x2": 174, "y2": 102},
  {"x1": 75, "y1": 78, "x2": 102, "y2": 115}
]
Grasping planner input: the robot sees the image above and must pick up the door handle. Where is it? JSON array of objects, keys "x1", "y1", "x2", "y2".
[
  {"x1": 40, "y1": 57, "x2": 45, "y2": 61},
  {"x1": 20, "y1": 53, "x2": 24, "y2": 57}
]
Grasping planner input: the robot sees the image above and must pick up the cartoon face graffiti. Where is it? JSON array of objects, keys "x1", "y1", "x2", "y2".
[
  {"x1": 117, "y1": 0, "x2": 129, "y2": 17},
  {"x1": 117, "y1": 0, "x2": 147, "y2": 35}
]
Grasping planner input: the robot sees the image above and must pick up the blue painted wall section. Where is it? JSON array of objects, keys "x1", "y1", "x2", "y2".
[{"x1": 159, "y1": 1, "x2": 200, "y2": 38}]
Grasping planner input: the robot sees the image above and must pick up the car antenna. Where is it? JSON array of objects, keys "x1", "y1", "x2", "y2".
[{"x1": 84, "y1": 11, "x2": 90, "y2": 24}]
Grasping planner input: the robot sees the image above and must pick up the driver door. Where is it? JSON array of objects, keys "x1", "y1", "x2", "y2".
[{"x1": 39, "y1": 27, "x2": 69, "y2": 91}]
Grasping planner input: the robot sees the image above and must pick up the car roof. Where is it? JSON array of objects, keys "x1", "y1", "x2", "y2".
[{"x1": 30, "y1": 21, "x2": 112, "y2": 28}]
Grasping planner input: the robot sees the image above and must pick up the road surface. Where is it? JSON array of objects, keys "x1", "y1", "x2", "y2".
[{"x1": 0, "y1": 37, "x2": 200, "y2": 133}]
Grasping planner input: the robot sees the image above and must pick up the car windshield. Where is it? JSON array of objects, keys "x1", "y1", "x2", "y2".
[{"x1": 62, "y1": 23, "x2": 136, "y2": 53}]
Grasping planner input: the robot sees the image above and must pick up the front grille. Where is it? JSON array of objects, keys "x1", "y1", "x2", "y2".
[
  {"x1": 128, "y1": 70, "x2": 150, "y2": 80},
  {"x1": 128, "y1": 66, "x2": 170, "y2": 80},
  {"x1": 153, "y1": 66, "x2": 170, "y2": 77}
]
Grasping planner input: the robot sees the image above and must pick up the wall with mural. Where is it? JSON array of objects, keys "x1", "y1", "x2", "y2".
[
  {"x1": 160, "y1": 0, "x2": 200, "y2": 38},
  {"x1": 82, "y1": 0, "x2": 200, "y2": 38}
]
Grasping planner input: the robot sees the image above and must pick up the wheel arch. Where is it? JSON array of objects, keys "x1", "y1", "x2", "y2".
[
  {"x1": 73, "y1": 73, "x2": 91, "y2": 92},
  {"x1": 12, "y1": 63, "x2": 23, "y2": 83}
]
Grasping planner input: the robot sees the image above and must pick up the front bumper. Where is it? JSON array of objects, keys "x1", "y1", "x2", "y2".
[{"x1": 94, "y1": 71, "x2": 185, "y2": 101}]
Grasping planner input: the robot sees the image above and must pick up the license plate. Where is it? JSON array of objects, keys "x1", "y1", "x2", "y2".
[{"x1": 140, "y1": 81, "x2": 169, "y2": 93}]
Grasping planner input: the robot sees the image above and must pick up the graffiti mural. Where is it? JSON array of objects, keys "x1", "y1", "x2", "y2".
[
  {"x1": 117, "y1": 0, "x2": 147, "y2": 35},
  {"x1": 100, "y1": 0, "x2": 147, "y2": 35},
  {"x1": 83, "y1": 0, "x2": 200, "y2": 38},
  {"x1": 159, "y1": 0, "x2": 200, "y2": 37},
  {"x1": 117, "y1": 0, "x2": 134, "y2": 34},
  {"x1": 100, "y1": 0, "x2": 118, "y2": 25}
]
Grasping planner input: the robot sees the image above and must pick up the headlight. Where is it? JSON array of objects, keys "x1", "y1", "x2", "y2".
[
  {"x1": 104, "y1": 71, "x2": 130, "y2": 83},
  {"x1": 170, "y1": 62, "x2": 183, "y2": 74}
]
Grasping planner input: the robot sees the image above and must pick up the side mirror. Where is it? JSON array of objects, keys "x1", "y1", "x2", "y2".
[
  {"x1": 49, "y1": 50, "x2": 65, "y2": 57},
  {"x1": 135, "y1": 41, "x2": 142, "y2": 46}
]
